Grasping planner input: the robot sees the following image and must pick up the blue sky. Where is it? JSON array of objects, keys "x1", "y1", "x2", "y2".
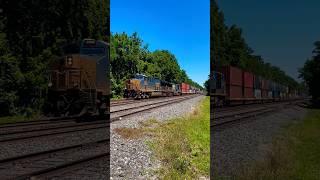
[
  {"x1": 111, "y1": 0, "x2": 210, "y2": 86},
  {"x1": 217, "y1": 0, "x2": 320, "y2": 81}
]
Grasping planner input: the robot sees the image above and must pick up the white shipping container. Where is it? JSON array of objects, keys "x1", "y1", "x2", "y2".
[{"x1": 254, "y1": 89, "x2": 262, "y2": 98}]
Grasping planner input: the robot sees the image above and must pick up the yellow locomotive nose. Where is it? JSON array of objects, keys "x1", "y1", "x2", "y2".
[{"x1": 131, "y1": 79, "x2": 141, "y2": 90}]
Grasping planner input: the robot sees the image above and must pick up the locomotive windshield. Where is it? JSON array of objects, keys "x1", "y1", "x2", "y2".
[
  {"x1": 80, "y1": 39, "x2": 107, "y2": 56},
  {"x1": 133, "y1": 74, "x2": 147, "y2": 79},
  {"x1": 61, "y1": 43, "x2": 80, "y2": 54},
  {"x1": 81, "y1": 47, "x2": 106, "y2": 55}
]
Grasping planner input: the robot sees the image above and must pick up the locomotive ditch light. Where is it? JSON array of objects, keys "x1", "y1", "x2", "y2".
[
  {"x1": 66, "y1": 56, "x2": 73, "y2": 66},
  {"x1": 73, "y1": 82, "x2": 79, "y2": 87},
  {"x1": 84, "y1": 39, "x2": 96, "y2": 46}
]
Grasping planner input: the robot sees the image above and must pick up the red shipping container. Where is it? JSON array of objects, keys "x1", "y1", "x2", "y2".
[
  {"x1": 219, "y1": 66, "x2": 243, "y2": 86},
  {"x1": 181, "y1": 83, "x2": 187, "y2": 90},
  {"x1": 181, "y1": 83, "x2": 190, "y2": 94},
  {"x1": 186, "y1": 84, "x2": 190, "y2": 93},
  {"x1": 227, "y1": 85, "x2": 243, "y2": 99},
  {"x1": 243, "y1": 87, "x2": 254, "y2": 98},
  {"x1": 243, "y1": 71, "x2": 254, "y2": 88}
]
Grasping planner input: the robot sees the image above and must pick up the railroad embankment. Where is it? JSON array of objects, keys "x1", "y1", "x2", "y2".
[
  {"x1": 235, "y1": 108, "x2": 320, "y2": 179},
  {"x1": 110, "y1": 95, "x2": 208, "y2": 179},
  {"x1": 146, "y1": 96, "x2": 210, "y2": 179},
  {"x1": 211, "y1": 102, "x2": 308, "y2": 179}
]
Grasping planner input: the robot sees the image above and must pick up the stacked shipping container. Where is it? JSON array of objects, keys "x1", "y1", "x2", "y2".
[
  {"x1": 261, "y1": 78, "x2": 269, "y2": 99},
  {"x1": 243, "y1": 71, "x2": 254, "y2": 99},
  {"x1": 254, "y1": 75, "x2": 262, "y2": 99},
  {"x1": 220, "y1": 66, "x2": 243, "y2": 100},
  {"x1": 181, "y1": 83, "x2": 189, "y2": 94},
  {"x1": 212, "y1": 65, "x2": 301, "y2": 104}
]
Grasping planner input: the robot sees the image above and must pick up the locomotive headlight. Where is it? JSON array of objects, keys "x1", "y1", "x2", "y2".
[{"x1": 66, "y1": 56, "x2": 73, "y2": 66}]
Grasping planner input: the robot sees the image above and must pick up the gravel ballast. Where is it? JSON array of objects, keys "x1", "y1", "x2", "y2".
[
  {"x1": 211, "y1": 105, "x2": 307, "y2": 178},
  {"x1": 110, "y1": 95, "x2": 205, "y2": 179}
]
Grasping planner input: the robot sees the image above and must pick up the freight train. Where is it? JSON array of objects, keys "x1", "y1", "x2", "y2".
[
  {"x1": 124, "y1": 74, "x2": 201, "y2": 99},
  {"x1": 44, "y1": 39, "x2": 109, "y2": 117},
  {"x1": 210, "y1": 65, "x2": 301, "y2": 106}
]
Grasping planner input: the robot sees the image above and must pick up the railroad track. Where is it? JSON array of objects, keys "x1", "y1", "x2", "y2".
[
  {"x1": 0, "y1": 95, "x2": 198, "y2": 140},
  {"x1": 110, "y1": 95, "x2": 199, "y2": 119},
  {"x1": 111, "y1": 99, "x2": 136, "y2": 106},
  {"x1": 0, "y1": 94, "x2": 200, "y2": 179},
  {"x1": 0, "y1": 96, "x2": 300, "y2": 143},
  {"x1": 0, "y1": 95, "x2": 197, "y2": 133},
  {"x1": 211, "y1": 102, "x2": 298, "y2": 130},
  {"x1": 110, "y1": 95, "x2": 197, "y2": 106},
  {"x1": 0, "y1": 139, "x2": 109, "y2": 179}
]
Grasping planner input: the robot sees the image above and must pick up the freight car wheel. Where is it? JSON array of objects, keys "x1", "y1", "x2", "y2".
[
  {"x1": 68, "y1": 101, "x2": 86, "y2": 116},
  {"x1": 56, "y1": 97, "x2": 68, "y2": 116},
  {"x1": 43, "y1": 102, "x2": 55, "y2": 117}
]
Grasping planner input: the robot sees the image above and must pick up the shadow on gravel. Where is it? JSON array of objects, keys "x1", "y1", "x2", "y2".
[
  {"x1": 298, "y1": 100, "x2": 320, "y2": 109},
  {"x1": 75, "y1": 114, "x2": 110, "y2": 123}
]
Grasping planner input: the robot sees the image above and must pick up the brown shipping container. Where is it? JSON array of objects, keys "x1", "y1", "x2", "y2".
[
  {"x1": 244, "y1": 87, "x2": 254, "y2": 98},
  {"x1": 262, "y1": 79, "x2": 268, "y2": 90},
  {"x1": 227, "y1": 85, "x2": 243, "y2": 99},
  {"x1": 243, "y1": 71, "x2": 254, "y2": 88},
  {"x1": 219, "y1": 66, "x2": 243, "y2": 86},
  {"x1": 218, "y1": 65, "x2": 243, "y2": 99},
  {"x1": 262, "y1": 89, "x2": 268, "y2": 98}
]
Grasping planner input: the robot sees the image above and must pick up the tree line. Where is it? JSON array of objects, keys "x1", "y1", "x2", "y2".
[
  {"x1": 0, "y1": 0, "x2": 109, "y2": 117},
  {"x1": 299, "y1": 41, "x2": 320, "y2": 106},
  {"x1": 206, "y1": 0, "x2": 302, "y2": 94},
  {"x1": 110, "y1": 32, "x2": 203, "y2": 98},
  {"x1": 0, "y1": 0, "x2": 200, "y2": 117}
]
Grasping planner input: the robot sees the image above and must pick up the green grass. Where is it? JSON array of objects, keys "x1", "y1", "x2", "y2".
[
  {"x1": 111, "y1": 95, "x2": 124, "y2": 100},
  {"x1": 234, "y1": 109, "x2": 320, "y2": 180},
  {"x1": 146, "y1": 97, "x2": 210, "y2": 179},
  {"x1": 0, "y1": 115, "x2": 39, "y2": 125}
]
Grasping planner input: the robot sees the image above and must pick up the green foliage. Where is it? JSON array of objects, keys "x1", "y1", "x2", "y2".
[
  {"x1": 299, "y1": 41, "x2": 320, "y2": 105},
  {"x1": 204, "y1": 75, "x2": 210, "y2": 95},
  {"x1": 110, "y1": 32, "x2": 203, "y2": 98},
  {"x1": 0, "y1": 0, "x2": 109, "y2": 117},
  {"x1": 211, "y1": 0, "x2": 300, "y2": 90}
]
